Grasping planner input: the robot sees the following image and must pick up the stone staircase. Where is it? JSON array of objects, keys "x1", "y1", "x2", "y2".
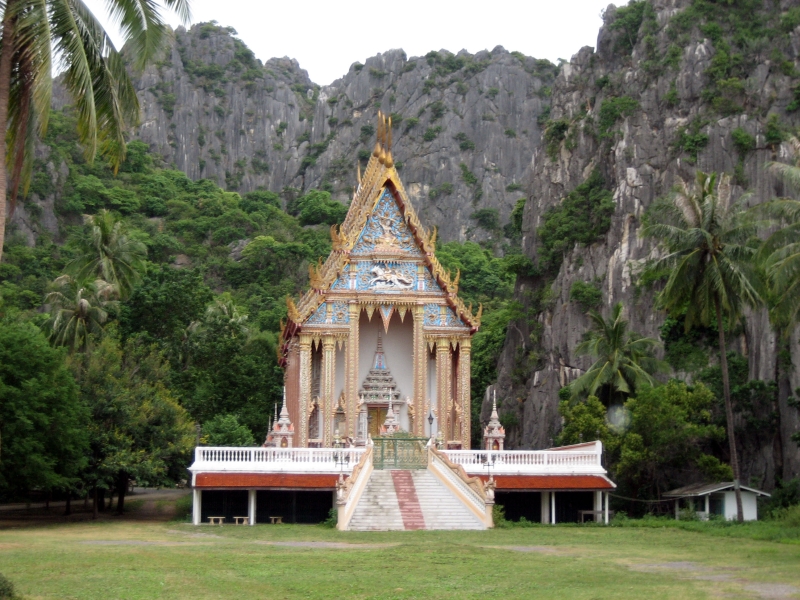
[{"x1": 347, "y1": 469, "x2": 485, "y2": 531}]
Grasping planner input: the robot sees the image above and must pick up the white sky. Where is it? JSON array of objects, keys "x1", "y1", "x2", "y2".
[{"x1": 84, "y1": 0, "x2": 615, "y2": 86}]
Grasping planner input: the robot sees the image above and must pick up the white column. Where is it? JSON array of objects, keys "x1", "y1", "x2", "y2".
[
  {"x1": 541, "y1": 492, "x2": 550, "y2": 524},
  {"x1": 604, "y1": 492, "x2": 609, "y2": 524},
  {"x1": 192, "y1": 488, "x2": 202, "y2": 525},
  {"x1": 704, "y1": 494, "x2": 710, "y2": 517},
  {"x1": 248, "y1": 489, "x2": 256, "y2": 526},
  {"x1": 594, "y1": 491, "x2": 603, "y2": 523},
  {"x1": 551, "y1": 492, "x2": 556, "y2": 525}
]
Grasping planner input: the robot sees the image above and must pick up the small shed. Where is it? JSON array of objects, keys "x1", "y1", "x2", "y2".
[{"x1": 663, "y1": 482, "x2": 771, "y2": 521}]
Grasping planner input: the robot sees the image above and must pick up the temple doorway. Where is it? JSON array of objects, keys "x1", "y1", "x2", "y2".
[{"x1": 367, "y1": 407, "x2": 388, "y2": 438}]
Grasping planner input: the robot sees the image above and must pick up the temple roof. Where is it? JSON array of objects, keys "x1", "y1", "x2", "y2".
[{"x1": 279, "y1": 113, "x2": 481, "y2": 361}]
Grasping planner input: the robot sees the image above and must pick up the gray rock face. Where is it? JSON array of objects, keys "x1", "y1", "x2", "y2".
[
  {"x1": 116, "y1": 24, "x2": 555, "y2": 242},
  {"x1": 491, "y1": 0, "x2": 800, "y2": 487}
]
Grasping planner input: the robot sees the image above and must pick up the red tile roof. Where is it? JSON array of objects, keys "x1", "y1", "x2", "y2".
[
  {"x1": 480, "y1": 475, "x2": 615, "y2": 490},
  {"x1": 195, "y1": 472, "x2": 339, "y2": 489}
]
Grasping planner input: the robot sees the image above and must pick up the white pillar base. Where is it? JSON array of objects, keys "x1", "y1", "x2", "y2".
[
  {"x1": 248, "y1": 489, "x2": 256, "y2": 525},
  {"x1": 192, "y1": 488, "x2": 202, "y2": 526}
]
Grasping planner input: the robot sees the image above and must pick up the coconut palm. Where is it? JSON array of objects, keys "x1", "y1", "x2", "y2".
[
  {"x1": 642, "y1": 171, "x2": 764, "y2": 522},
  {"x1": 569, "y1": 302, "x2": 663, "y2": 405},
  {"x1": 44, "y1": 275, "x2": 118, "y2": 351},
  {"x1": 0, "y1": 0, "x2": 191, "y2": 263},
  {"x1": 66, "y1": 210, "x2": 147, "y2": 299}
]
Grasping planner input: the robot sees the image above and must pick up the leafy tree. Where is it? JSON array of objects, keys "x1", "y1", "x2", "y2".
[
  {"x1": 0, "y1": 0, "x2": 191, "y2": 262},
  {"x1": 0, "y1": 319, "x2": 88, "y2": 500},
  {"x1": 569, "y1": 303, "x2": 663, "y2": 405},
  {"x1": 44, "y1": 275, "x2": 116, "y2": 352},
  {"x1": 120, "y1": 266, "x2": 212, "y2": 356},
  {"x1": 616, "y1": 382, "x2": 732, "y2": 504},
  {"x1": 66, "y1": 210, "x2": 147, "y2": 300},
  {"x1": 202, "y1": 414, "x2": 256, "y2": 446},
  {"x1": 71, "y1": 332, "x2": 194, "y2": 515},
  {"x1": 557, "y1": 395, "x2": 619, "y2": 451},
  {"x1": 642, "y1": 171, "x2": 764, "y2": 521},
  {"x1": 294, "y1": 190, "x2": 348, "y2": 226}
]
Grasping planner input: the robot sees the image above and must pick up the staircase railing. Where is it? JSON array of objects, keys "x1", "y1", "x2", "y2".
[
  {"x1": 336, "y1": 445, "x2": 374, "y2": 531},
  {"x1": 428, "y1": 446, "x2": 494, "y2": 528}
]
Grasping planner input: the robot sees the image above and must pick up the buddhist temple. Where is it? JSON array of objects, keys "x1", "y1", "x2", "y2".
[
  {"x1": 188, "y1": 116, "x2": 616, "y2": 530},
  {"x1": 277, "y1": 111, "x2": 478, "y2": 450}
]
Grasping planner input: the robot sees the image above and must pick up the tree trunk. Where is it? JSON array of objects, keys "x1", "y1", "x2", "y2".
[
  {"x1": 116, "y1": 473, "x2": 128, "y2": 515},
  {"x1": 92, "y1": 486, "x2": 98, "y2": 519},
  {"x1": 0, "y1": 1, "x2": 17, "y2": 264},
  {"x1": 64, "y1": 495, "x2": 71, "y2": 517},
  {"x1": 716, "y1": 297, "x2": 744, "y2": 522},
  {"x1": 773, "y1": 333, "x2": 787, "y2": 484}
]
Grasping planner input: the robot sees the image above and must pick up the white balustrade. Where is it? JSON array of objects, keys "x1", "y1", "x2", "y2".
[
  {"x1": 442, "y1": 450, "x2": 604, "y2": 475},
  {"x1": 190, "y1": 447, "x2": 365, "y2": 474}
]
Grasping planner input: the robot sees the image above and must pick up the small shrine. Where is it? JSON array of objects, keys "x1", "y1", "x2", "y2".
[
  {"x1": 278, "y1": 112, "x2": 481, "y2": 449},
  {"x1": 483, "y1": 391, "x2": 505, "y2": 451},
  {"x1": 264, "y1": 388, "x2": 295, "y2": 448}
]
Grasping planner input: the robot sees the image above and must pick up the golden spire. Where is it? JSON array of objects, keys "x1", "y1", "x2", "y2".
[
  {"x1": 373, "y1": 110, "x2": 383, "y2": 158},
  {"x1": 385, "y1": 116, "x2": 394, "y2": 168},
  {"x1": 378, "y1": 112, "x2": 387, "y2": 164},
  {"x1": 357, "y1": 161, "x2": 362, "y2": 185}
]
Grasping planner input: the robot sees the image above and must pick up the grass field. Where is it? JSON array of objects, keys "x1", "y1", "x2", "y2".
[{"x1": 2, "y1": 498, "x2": 800, "y2": 600}]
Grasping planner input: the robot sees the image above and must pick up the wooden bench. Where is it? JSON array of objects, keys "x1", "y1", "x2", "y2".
[
  {"x1": 233, "y1": 516, "x2": 249, "y2": 525},
  {"x1": 578, "y1": 510, "x2": 615, "y2": 523},
  {"x1": 207, "y1": 516, "x2": 225, "y2": 525},
  {"x1": 269, "y1": 516, "x2": 283, "y2": 524}
]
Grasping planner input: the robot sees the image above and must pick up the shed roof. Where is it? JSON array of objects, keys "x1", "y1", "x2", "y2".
[{"x1": 663, "y1": 482, "x2": 771, "y2": 498}]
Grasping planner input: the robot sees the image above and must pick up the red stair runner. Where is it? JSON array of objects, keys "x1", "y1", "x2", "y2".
[{"x1": 390, "y1": 471, "x2": 426, "y2": 530}]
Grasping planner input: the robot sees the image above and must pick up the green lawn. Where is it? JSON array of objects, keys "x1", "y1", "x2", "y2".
[{"x1": 2, "y1": 515, "x2": 799, "y2": 599}]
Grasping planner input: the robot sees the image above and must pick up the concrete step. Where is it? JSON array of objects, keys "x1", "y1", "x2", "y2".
[{"x1": 347, "y1": 468, "x2": 486, "y2": 531}]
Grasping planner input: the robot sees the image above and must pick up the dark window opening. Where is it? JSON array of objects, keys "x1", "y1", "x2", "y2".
[
  {"x1": 200, "y1": 490, "x2": 248, "y2": 523},
  {"x1": 495, "y1": 491, "x2": 542, "y2": 523},
  {"x1": 555, "y1": 491, "x2": 594, "y2": 523},
  {"x1": 256, "y1": 490, "x2": 332, "y2": 524}
]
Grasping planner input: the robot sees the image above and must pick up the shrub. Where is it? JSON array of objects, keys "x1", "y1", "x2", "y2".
[
  {"x1": 404, "y1": 117, "x2": 419, "y2": 131},
  {"x1": 454, "y1": 132, "x2": 475, "y2": 151},
  {"x1": 765, "y1": 114, "x2": 786, "y2": 147},
  {"x1": 202, "y1": 414, "x2": 256, "y2": 446},
  {"x1": 506, "y1": 182, "x2": 523, "y2": 192},
  {"x1": 0, "y1": 573, "x2": 17, "y2": 600},
  {"x1": 544, "y1": 119, "x2": 569, "y2": 160},
  {"x1": 429, "y1": 101, "x2": 447, "y2": 121},
  {"x1": 609, "y1": 0, "x2": 647, "y2": 54},
  {"x1": 597, "y1": 96, "x2": 639, "y2": 138},
  {"x1": 470, "y1": 208, "x2": 500, "y2": 231},
  {"x1": 537, "y1": 170, "x2": 614, "y2": 272},
  {"x1": 673, "y1": 118, "x2": 709, "y2": 164},
  {"x1": 486, "y1": 87, "x2": 500, "y2": 99},
  {"x1": 423, "y1": 126, "x2": 442, "y2": 142},
  {"x1": 429, "y1": 182, "x2": 454, "y2": 199},
  {"x1": 459, "y1": 163, "x2": 478, "y2": 186},
  {"x1": 570, "y1": 281, "x2": 603, "y2": 310},
  {"x1": 360, "y1": 124, "x2": 375, "y2": 141},
  {"x1": 731, "y1": 128, "x2": 756, "y2": 157},
  {"x1": 504, "y1": 128, "x2": 517, "y2": 138}
]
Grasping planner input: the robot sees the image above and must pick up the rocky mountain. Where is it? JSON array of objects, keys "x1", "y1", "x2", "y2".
[
  {"x1": 95, "y1": 23, "x2": 556, "y2": 243},
  {"x1": 490, "y1": 0, "x2": 800, "y2": 487}
]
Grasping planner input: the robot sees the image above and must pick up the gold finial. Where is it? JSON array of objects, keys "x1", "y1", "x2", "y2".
[
  {"x1": 429, "y1": 226, "x2": 438, "y2": 251},
  {"x1": 476, "y1": 303, "x2": 483, "y2": 323},
  {"x1": 286, "y1": 296, "x2": 300, "y2": 322},
  {"x1": 373, "y1": 110, "x2": 383, "y2": 158},
  {"x1": 357, "y1": 161, "x2": 362, "y2": 185},
  {"x1": 378, "y1": 112, "x2": 387, "y2": 164},
  {"x1": 385, "y1": 116, "x2": 394, "y2": 168},
  {"x1": 452, "y1": 268, "x2": 460, "y2": 289}
]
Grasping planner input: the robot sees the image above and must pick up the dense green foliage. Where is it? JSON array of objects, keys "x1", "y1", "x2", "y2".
[{"x1": 537, "y1": 170, "x2": 615, "y2": 273}]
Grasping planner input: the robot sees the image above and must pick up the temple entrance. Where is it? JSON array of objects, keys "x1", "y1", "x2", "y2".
[{"x1": 367, "y1": 407, "x2": 387, "y2": 438}]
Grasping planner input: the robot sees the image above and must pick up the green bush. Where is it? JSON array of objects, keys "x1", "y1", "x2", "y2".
[
  {"x1": 673, "y1": 118, "x2": 709, "y2": 164},
  {"x1": 423, "y1": 126, "x2": 442, "y2": 142},
  {"x1": 597, "y1": 96, "x2": 639, "y2": 138},
  {"x1": 537, "y1": 171, "x2": 615, "y2": 272},
  {"x1": 0, "y1": 573, "x2": 17, "y2": 600},
  {"x1": 429, "y1": 182, "x2": 454, "y2": 199},
  {"x1": 459, "y1": 163, "x2": 478, "y2": 186},
  {"x1": 454, "y1": 132, "x2": 475, "y2": 151},
  {"x1": 544, "y1": 119, "x2": 569, "y2": 160},
  {"x1": 765, "y1": 114, "x2": 786, "y2": 147},
  {"x1": 570, "y1": 281, "x2": 603, "y2": 310},
  {"x1": 202, "y1": 414, "x2": 255, "y2": 446},
  {"x1": 609, "y1": 0, "x2": 647, "y2": 54},
  {"x1": 504, "y1": 128, "x2": 517, "y2": 138},
  {"x1": 731, "y1": 128, "x2": 756, "y2": 157},
  {"x1": 470, "y1": 208, "x2": 500, "y2": 231}
]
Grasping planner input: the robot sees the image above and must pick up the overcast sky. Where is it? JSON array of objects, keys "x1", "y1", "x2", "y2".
[{"x1": 84, "y1": 0, "x2": 616, "y2": 85}]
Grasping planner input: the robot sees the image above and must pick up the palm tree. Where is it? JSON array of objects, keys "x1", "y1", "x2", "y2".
[
  {"x1": 642, "y1": 171, "x2": 764, "y2": 522},
  {"x1": 569, "y1": 302, "x2": 663, "y2": 405},
  {"x1": 44, "y1": 275, "x2": 118, "y2": 351},
  {"x1": 66, "y1": 210, "x2": 147, "y2": 300},
  {"x1": 0, "y1": 0, "x2": 191, "y2": 263}
]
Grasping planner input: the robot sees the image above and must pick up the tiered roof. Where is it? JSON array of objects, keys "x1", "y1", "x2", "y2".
[{"x1": 278, "y1": 113, "x2": 481, "y2": 363}]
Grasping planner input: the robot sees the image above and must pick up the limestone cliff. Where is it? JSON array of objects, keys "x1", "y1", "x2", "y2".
[
  {"x1": 121, "y1": 23, "x2": 555, "y2": 242},
  {"x1": 491, "y1": 0, "x2": 800, "y2": 487}
]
